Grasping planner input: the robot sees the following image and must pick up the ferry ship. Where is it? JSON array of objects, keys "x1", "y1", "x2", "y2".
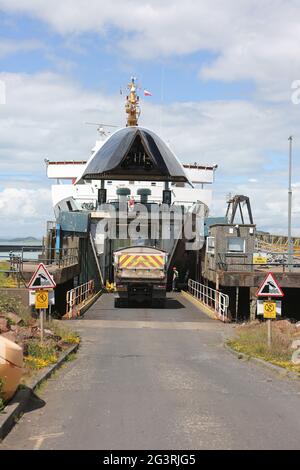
[{"x1": 44, "y1": 78, "x2": 217, "y2": 285}]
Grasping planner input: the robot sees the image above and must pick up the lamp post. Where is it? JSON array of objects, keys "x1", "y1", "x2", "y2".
[{"x1": 288, "y1": 136, "x2": 293, "y2": 272}]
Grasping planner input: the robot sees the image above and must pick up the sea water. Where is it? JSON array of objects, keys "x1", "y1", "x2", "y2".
[{"x1": 0, "y1": 241, "x2": 42, "y2": 262}]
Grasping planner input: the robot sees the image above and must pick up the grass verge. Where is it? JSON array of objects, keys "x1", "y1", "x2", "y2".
[
  {"x1": 227, "y1": 320, "x2": 300, "y2": 375},
  {"x1": 0, "y1": 262, "x2": 18, "y2": 288}
]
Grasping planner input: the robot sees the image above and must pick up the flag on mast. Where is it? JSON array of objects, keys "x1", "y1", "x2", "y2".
[{"x1": 144, "y1": 89, "x2": 152, "y2": 96}]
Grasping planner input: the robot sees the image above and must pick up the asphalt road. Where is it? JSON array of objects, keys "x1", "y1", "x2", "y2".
[{"x1": 2, "y1": 293, "x2": 300, "y2": 450}]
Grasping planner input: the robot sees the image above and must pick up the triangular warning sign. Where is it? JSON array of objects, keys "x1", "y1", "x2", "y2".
[
  {"x1": 27, "y1": 263, "x2": 56, "y2": 290},
  {"x1": 256, "y1": 272, "x2": 284, "y2": 298}
]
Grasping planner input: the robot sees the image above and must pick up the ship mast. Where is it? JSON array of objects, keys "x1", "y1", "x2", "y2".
[{"x1": 125, "y1": 77, "x2": 140, "y2": 127}]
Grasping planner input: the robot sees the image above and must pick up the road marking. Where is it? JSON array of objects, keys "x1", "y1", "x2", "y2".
[{"x1": 29, "y1": 432, "x2": 64, "y2": 450}]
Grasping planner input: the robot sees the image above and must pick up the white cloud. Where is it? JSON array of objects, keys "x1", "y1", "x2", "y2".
[
  {"x1": 0, "y1": 187, "x2": 51, "y2": 218},
  {"x1": 0, "y1": 71, "x2": 300, "y2": 237},
  {"x1": 1, "y1": 0, "x2": 300, "y2": 100},
  {"x1": 212, "y1": 183, "x2": 300, "y2": 236},
  {"x1": 0, "y1": 39, "x2": 43, "y2": 58},
  {"x1": 0, "y1": 187, "x2": 52, "y2": 237},
  {"x1": 0, "y1": 71, "x2": 122, "y2": 175}
]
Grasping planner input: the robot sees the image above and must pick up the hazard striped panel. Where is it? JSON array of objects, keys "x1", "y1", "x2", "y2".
[{"x1": 118, "y1": 254, "x2": 165, "y2": 269}]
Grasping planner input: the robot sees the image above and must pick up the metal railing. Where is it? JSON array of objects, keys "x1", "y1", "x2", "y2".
[
  {"x1": 0, "y1": 247, "x2": 79, "y2": 288},
  {"x1": 188, "y1": 279, "x2": 229, "y2": 322},
  {"x1": 256, "y1": 232, "x2": 300, "y2": 248},
  {"x1": 0, "y1": 254, "x2": 25, "y2": 287},
  {"x1": 0, "y1": 246, "x2": 78, "y2": 266},
  {"x1": 216, "y1": 252, "x2": 300, "y2": 273},
  {"x1": 38, "y1": 247, "x2": 79, "y2": 267},
  {"x1": 66, "y1": 280, "x2": 94, "y2": 318}
]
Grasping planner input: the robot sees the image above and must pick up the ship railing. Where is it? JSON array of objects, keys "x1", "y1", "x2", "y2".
[
  {"x1": 66, "y1": 280, "x2": 95, "y2": 318},
  {"x1": 25, "y1": 247, "x2": 79, "y2": 267},
  {"x1": 45, "y1": 247, "x2": 79, "y2": 268},
  {"x1": 216, "y1": 252, "x2": 300, "y2": 273},
  {"x1": 1, "y1": 247, "x2": 79, "y2": 268},
  {"x1": 0, "y1": 247, "x2": 79, "y2": 288},
  {"x1": 188, "y1": 278, "x2": 229, "y2": 322}
]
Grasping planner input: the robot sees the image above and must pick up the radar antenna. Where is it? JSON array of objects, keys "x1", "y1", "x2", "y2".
[{"x1": 85, "y1": 122, "x2": 119, "y2": 139}]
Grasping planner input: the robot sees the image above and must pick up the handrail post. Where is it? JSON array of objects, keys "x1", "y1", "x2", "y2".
[{"x1": 187, "y1": 278, "x2": 229, "y2": 323}]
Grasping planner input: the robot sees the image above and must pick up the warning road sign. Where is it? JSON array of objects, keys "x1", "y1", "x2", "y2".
[
  {"x1": 257, "y1": 299, "x2": 281, "y2": 316},
  {"x1": 35, "y1": 290, "x2": 49, "y2": 309},
  {"x1": 256, "y1": 273, "x2": 284, "y2": 298},
  {"x1": 263, "y1": 301, "x2": 277, "y2": 319},
  {"x1": 27, "y1": 263, "x2": 56, "y2": 290},
  {"x1": 29, "y1": 289, "x2": 55, "y2": 306}
]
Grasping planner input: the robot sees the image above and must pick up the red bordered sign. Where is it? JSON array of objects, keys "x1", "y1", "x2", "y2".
[
  {"x1": 256, "y1": 272, "x2": 284, "y2": 298},
  {"x1": 27, "y1": 263, "x2": 56, "y2": 290}
]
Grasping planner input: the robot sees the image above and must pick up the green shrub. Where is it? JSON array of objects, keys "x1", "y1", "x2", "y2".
[
  {"x1": 25, "y1": 340, "x2": 58, "y2": 370},
  {"x1": 0, "y1": 262, "x2": 18, "y2": 288},
  {"x1": 50, "y1": 321, "x2": 80, "y2": 344},
  {"x1": 0, "y1": 292, "x2": 31, "y2": 326}
]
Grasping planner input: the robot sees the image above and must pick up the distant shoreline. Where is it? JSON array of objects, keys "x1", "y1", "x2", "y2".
[{"x1": 0, "y1": 237, "x2": 42, "y2": 243}]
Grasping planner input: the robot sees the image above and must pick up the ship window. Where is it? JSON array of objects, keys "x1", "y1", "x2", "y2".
[
  {"x1": 227, "y1": 237, "x2": 245, "y2": 253},
  {"x1": 206, "y1": 237, "x2": 215, "y2": 254},
  {"x1": 107, "y1": 181, "x2": 112, "y2": 185},
  {"x1": 66, "y1": 201, "x2": 73, "y2": 212},
  {"x1": 151, "y1": 182, "x2": 156, "y2": 186}
]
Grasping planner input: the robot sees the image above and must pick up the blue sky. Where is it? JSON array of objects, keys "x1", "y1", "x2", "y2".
[
  {"x1": 0, "y1": 10, "x2": 255, "y2": 104},
  {"x1": 0, "y1": 1, "x2": 300, "y2": 237}
]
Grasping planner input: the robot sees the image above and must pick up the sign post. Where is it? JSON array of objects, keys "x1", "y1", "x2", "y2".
[
  {"x1": 27, "y1": 264, "x2": 56, "y2": 344},
  {"x1": 256, "y1": 273, "x2": 284, "y2": 349},
  {"x1": 267, "y1": 317, "x2": 272, "y2": 348},
  {"x1": 35, "y1": 290, "x2": 49, "y2": 343},
  {"x1": 263, "y1": 298, "x2": 276, "y2": 347}
]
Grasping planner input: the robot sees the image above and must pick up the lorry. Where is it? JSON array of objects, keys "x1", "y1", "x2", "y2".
[{"x1": 113, "y1": 246, "x2": 167, "y2": 307}]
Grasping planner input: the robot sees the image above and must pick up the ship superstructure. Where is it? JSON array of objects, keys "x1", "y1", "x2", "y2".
[{"x1": 45, "y1": 78, "x2": 217, "y2": 284}]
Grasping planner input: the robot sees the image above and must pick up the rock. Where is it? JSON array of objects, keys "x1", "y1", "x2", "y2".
[
  {"x1": 30, "y1": 328, "x2": 43, "y2": 340},
  {"x1": 0, "y1": 317, "x2": 9, "y2": 333},
  {"x1": 18, "y1": 327, "x2": 34, "y2": 341},
  {"x1": 291, "y1": 339, "x2": 300, "y2": 350},
  {"x1": 296, "y1": 322, "x2": 300, "y2": 328},
  {"x1": 44, "y1": 328, "x2": 55, "y2": 337},
  {"x1": 4, "y1": 312, "x2": 23, "y2": 325},
  {"x1": 274, "y1": 320, "x2": 294, "y2": 333},
  {"x1": 1, "y1": 331, "x2": 17, "y2": 343},
  {"x1": 10, "y1": 324, "x2": 20, "y2": 332}
]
